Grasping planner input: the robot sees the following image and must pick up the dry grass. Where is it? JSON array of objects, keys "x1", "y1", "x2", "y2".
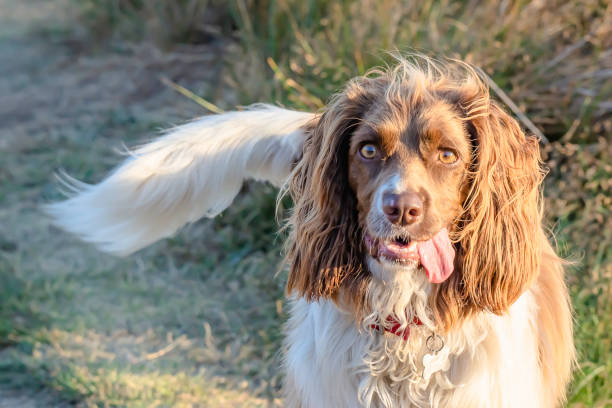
[
  {"x1": 231, "y1": 0, "x2": 611, "y2": 141},
  {"x1": 0, "y1": 0, "x2": 610, "y2": 406}
]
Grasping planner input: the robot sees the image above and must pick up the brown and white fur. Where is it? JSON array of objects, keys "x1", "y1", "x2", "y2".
[{"x1": 47, "y1": 57, "x2": 574, "y2": 408}]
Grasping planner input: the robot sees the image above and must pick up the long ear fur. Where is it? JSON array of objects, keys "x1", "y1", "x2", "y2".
[
  {"x1": 46, "y1": 105, "x2": 315, "y2": 255},
  {"x1": 285, "y1": 79, "x2": 380, "y2": 307},
  {"x1": 434, "y1": 95, "x2": 545, "y2": 328},
  {"x1": 533, "y1": 235, "x2": 575, "y2": 407}
]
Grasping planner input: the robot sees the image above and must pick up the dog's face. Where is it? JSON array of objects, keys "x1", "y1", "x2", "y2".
[
  {"x1": 347, "y1": 97, "x2": 470, "y2": 282},
  {"x1": 286, "y1": 59, "x2": 543, "y2": 329}
]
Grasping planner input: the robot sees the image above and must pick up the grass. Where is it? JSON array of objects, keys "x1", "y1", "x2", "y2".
[
  {"x1": 71, "y1": 0, "x2": 234, "y2": 46},
  {"x1": 1, "y1": 0, "x2": 610, "y2": 406},
  {"x1": 544, "y1": 140, "x2": 612, "y2": 406},
  {"x1": 1, "y1": 136, "x2": 287, "y2": 407}
]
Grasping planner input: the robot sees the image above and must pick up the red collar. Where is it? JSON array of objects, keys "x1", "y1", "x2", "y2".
[{"x1": 371, "y1": 316, "x2": 423, "y2": 341}]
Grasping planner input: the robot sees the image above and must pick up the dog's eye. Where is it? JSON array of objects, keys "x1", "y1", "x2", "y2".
[
  {"x1": 359, "y1": 144, "x2": 378, "y2": 159},
  {"x1": 438, "y1": 149, "x2": 457, "y2": 164}
]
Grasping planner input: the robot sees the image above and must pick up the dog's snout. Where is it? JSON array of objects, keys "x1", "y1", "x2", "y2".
[{"x1": 382, "y1": 191, "x2": 423, "y2": 226}]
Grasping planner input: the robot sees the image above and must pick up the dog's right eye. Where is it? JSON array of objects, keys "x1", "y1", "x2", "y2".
[{"x1": 359, "y1": 144, "x2": 378, "y2": 159}]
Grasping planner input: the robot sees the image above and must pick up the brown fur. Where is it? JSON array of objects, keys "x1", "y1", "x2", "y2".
[
  {"x1": 283, "y1": 57, "x2": 573, "y2": 403},
  {"x1": 346, "y1": 95, "x2": 469, "y2": 244},
  {"x1": 285, "y1": 77, "x2": 378, "y2": 311},
  {"x1": 433, "y1": 99, "x2": 545, "y2": 328}
]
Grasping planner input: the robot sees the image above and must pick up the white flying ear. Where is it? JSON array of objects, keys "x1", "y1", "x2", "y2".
[{"x1": 45, "y1": 105, "x2": 316, "y2": 256}]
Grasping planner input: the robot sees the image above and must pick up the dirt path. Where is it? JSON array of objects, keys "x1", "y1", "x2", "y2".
[
  {"x1": 0, "y1": 1, "x2": 280, "y2": 407},
  {"x1": 0, "y1": 0, "x2": 224, "y2": 144}
]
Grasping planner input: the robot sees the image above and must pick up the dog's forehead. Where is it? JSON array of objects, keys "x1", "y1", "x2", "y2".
[{"x1": 360, "y1": 98, "x2": 467, "y2": 154}]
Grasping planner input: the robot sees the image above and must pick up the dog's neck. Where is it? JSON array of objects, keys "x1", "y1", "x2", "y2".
[
  {"x1": 363, "y1": 257, "x2": 435, "y2": 333},
  {"x1": 352, "y1": 258, "x2": 454, "y2": 406}
]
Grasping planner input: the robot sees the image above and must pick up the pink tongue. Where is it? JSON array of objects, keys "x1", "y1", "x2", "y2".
[{"x1": 417, "y1": 228, "x2": 455, "y2": 283}]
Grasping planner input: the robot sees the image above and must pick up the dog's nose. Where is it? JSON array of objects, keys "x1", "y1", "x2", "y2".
[{"x1": 382, "y1": 191, "x2": 423, "y2": 225}]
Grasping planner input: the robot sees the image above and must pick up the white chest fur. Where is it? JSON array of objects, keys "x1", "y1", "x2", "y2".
[{"x1": 283, "y1": 289, "x2": 544, "y2": 408}]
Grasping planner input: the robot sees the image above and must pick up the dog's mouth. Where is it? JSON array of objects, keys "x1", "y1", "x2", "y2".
[
  {"x1": 365, "y1": 234, "x2": 420, "y2": 263},
  {"x1": 365, "y1": 229, "x2": 455, "y2": 283}
]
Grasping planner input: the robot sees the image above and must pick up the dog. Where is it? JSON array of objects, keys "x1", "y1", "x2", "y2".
[{"x1": 47, "y1": 56, "x2": 574, "y2": 407}]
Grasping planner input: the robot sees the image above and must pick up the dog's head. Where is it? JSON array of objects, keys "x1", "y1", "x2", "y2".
[{"x1": 285, "y1": 57, "x2": 543, "y2": 329}]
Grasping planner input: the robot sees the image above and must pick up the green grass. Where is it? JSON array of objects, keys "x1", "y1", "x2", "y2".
[
  {"x1": 1, "y1": 0, "x2": 611, "y2": 406},
  {"x1": 544, "y1": 140, "x2": 612, "y2": 406},
  {"x1": 1, "y1": 132, "x2": 288, "y2": 406}
]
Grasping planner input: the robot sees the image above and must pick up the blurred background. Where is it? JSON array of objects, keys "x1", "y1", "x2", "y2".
[{"x1": 0, "y1": 0, "x2": 610, "y2": 406}]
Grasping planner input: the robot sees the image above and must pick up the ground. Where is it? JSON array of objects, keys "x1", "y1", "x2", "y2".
[{"x1": 0, "y1": 0, "x2": 283, "y2": 406}]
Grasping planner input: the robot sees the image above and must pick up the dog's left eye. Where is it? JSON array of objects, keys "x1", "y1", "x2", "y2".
[
  {"x1": 438, "y1": 149, "x2": 457, "y2": 164},
  {"x1": 359, "y1": 144, "x2": 378, "y2": 159}
]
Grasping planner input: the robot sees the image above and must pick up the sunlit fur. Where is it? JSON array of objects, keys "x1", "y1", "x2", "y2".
[
  {"x1": 46, "y1": 105, "x2": 314, "y2": 254},
  {"x1": 437, "y1": 99, "x2": 544, "y2": 328},
  {"x1": 48, "y1": 56, "x2": 574, "y2": 407}
]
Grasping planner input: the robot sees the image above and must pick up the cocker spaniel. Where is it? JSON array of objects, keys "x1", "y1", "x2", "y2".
[{"x1": 47, "y1": 56, "x2": 574, "y2": 408}]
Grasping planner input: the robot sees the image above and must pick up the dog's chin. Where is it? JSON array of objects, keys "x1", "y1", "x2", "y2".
[
  {"x1": 370, "y1": 252, "x2": 420, "y2": 270},
  {"x1": 366, "y1": 254, "x2": 422, "y2": 284}
]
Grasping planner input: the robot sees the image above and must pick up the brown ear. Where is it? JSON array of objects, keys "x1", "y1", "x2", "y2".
[
  {"x1": 435, "y1": 99, "x2": 544, "y2": 328},
  {"x1": 285, "y1": 78, "x2": 380, "y2": 307}
]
